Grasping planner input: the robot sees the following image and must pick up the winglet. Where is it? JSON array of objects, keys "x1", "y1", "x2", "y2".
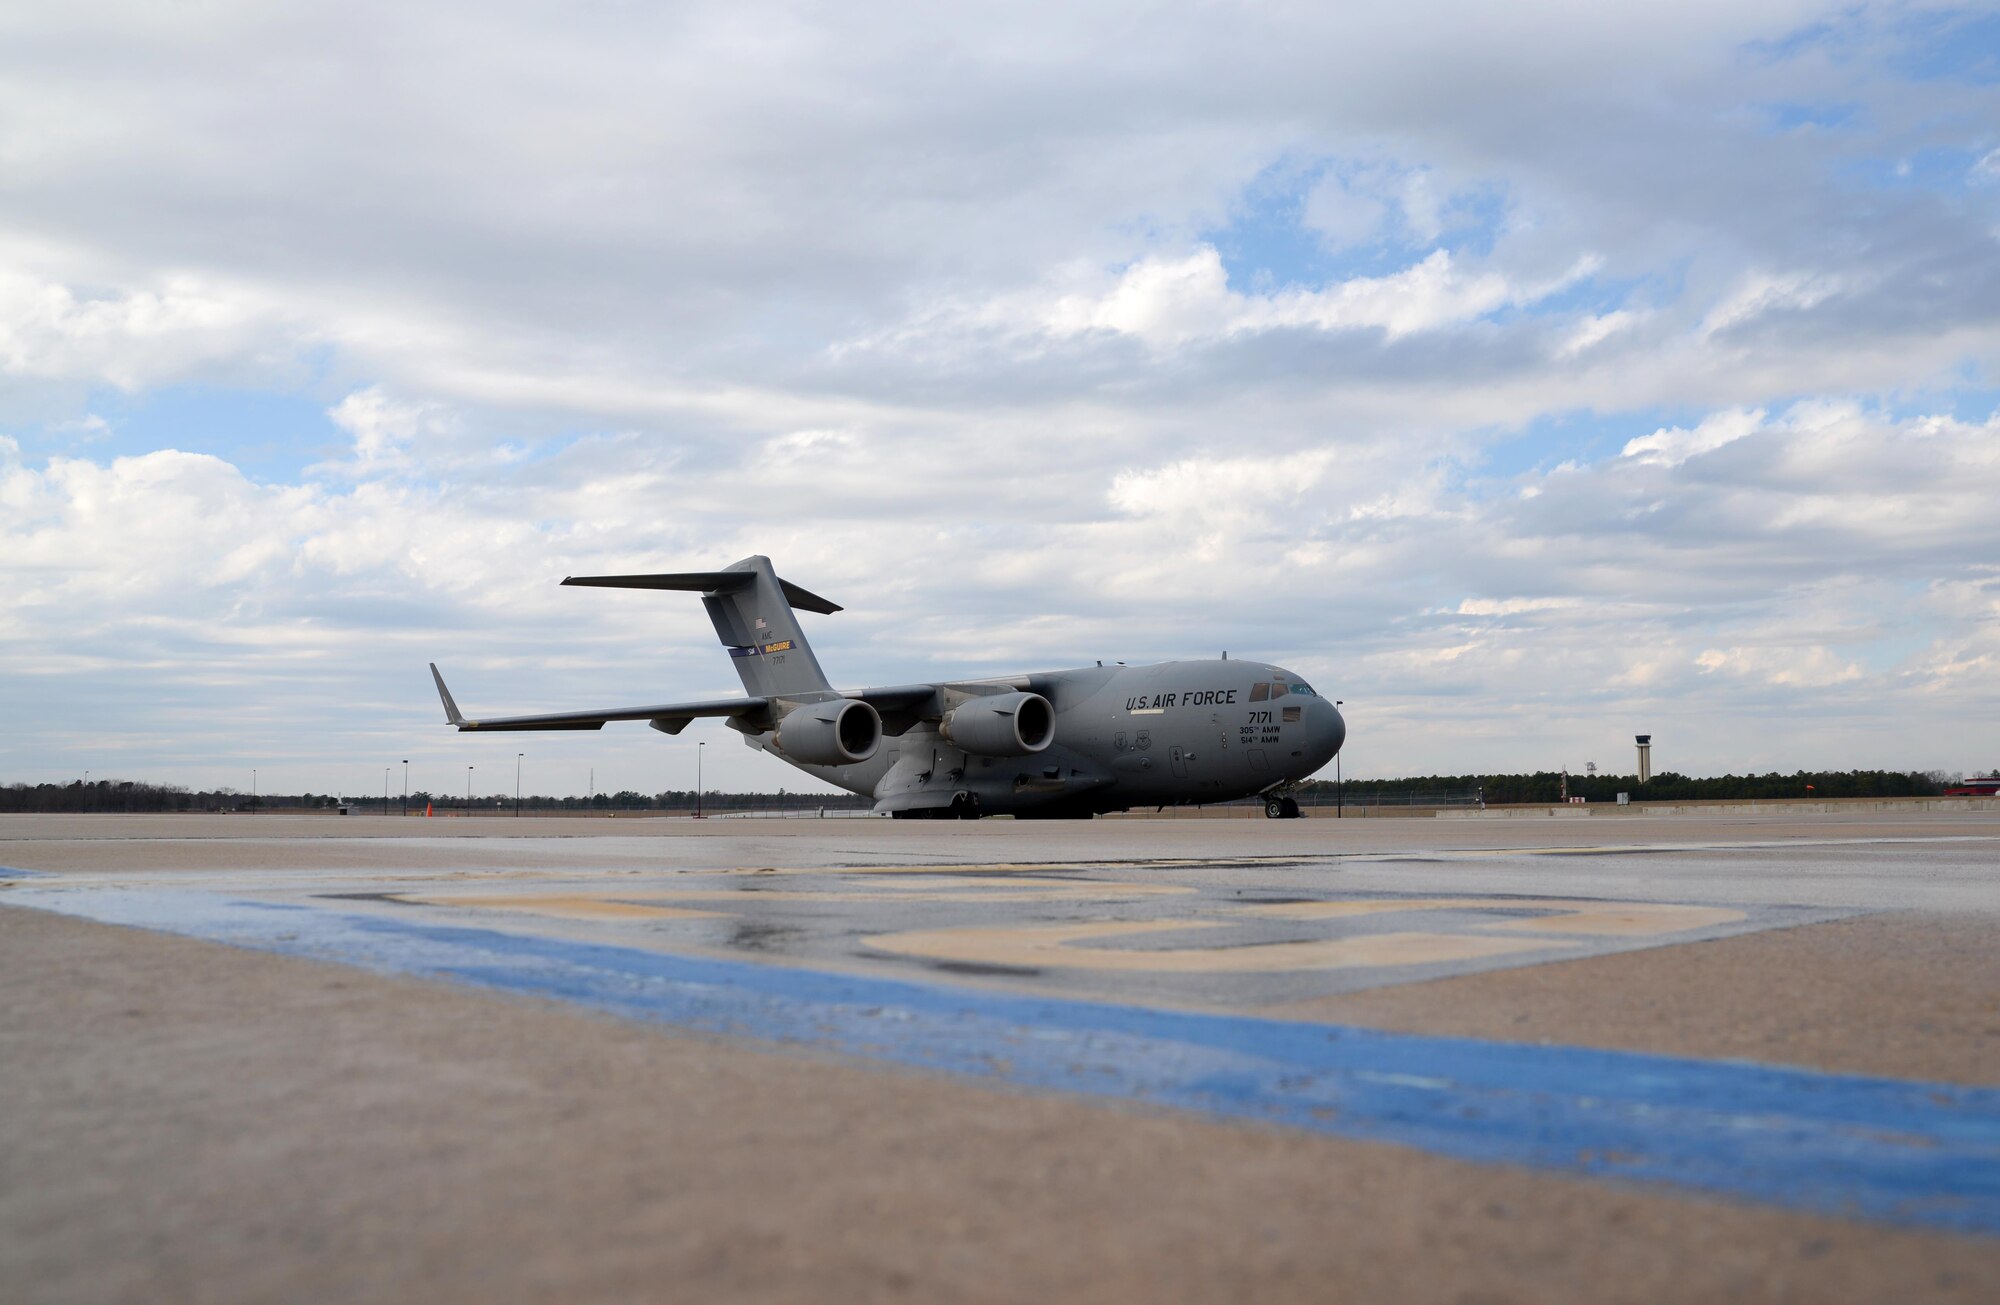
[{"x1": 429, "y1": 663, "x2": 466, "y2": 726}]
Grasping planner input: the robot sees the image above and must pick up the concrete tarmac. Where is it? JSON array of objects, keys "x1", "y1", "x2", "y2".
[{"x1": 2, "y1": 808, "x2": 1997, "y2": 1302}]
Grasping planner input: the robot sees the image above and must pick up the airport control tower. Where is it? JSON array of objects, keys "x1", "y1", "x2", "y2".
[{"x1": 1635, "y1": 734, "x2": 1652, "y2": 784}]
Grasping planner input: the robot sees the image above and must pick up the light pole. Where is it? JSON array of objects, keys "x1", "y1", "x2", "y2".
[
  {"x1": 1334, "y1": 702, "x2": 1344, "y2": 819},
  {"x1": 383, "y1": 767, "x2": 390, "y2": 816},
  {"x1": 252, "y1": 768, "x2": 257, "y2": 814},
  {"x1": 402, "y1": 760, "x2": 409, "y2": 816},
  {"x1": 466, "y1": 765, "x2": 473, "y2": 809},
  {"x1": 696, "y1": 741, "x2": 705, "y2": 819},
  {"x1": 515, "y1": 752, "x2": 523, "y2": 818}
]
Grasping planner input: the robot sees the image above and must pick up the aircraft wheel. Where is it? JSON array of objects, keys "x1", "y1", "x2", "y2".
[
  {"x1": 1264, "y1": 797, "x2": 1285, "y2": 819},
  {"x1": 1281, "y1": 796, "x2": 1301, "y2": 819}
]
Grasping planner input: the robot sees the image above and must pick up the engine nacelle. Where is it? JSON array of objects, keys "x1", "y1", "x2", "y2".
[
  {"x1": 774, "y1": 698, "x2": 881, "y2": 766},
  {"x1": 939, "y1": 691, "x2": 1054, "y2": 757}
]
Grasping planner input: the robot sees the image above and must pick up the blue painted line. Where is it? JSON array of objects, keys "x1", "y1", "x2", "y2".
[
  {"x1": 0, "y1": 866, "x2": 51, "y2": 878},
  {"x1": 10, "y1": 887, "x2": 2000, "y2": 1235}
]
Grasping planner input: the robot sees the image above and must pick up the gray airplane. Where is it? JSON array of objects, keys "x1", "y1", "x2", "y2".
[{"x1": 429, "y1": 555, "x2": 1344, "y2": 818}]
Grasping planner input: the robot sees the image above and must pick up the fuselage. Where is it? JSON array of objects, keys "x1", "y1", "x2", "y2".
[{"x1": 751, "y1": 659, "x2": 1344, "y2": 816}]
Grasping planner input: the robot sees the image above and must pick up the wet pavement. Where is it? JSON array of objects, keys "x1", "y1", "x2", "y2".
[{"x1": 3, "y1": 809, "x2": 1997, "y2": 1302}]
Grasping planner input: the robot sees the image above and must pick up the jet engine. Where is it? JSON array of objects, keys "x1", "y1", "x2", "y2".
[
  {"x1": 774, "y1": 698, "x2": 882, "y2": 766},
  {"x1": 938, "y1": 691, "x2": 1054, "y2": 757}
]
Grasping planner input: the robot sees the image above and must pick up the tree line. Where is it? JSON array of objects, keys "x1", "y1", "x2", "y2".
[
  {"x1": 0, "y1": 780, "x2": 872, "y2": 814},
  {"x1": 5, "y1": 768, "x2": 1988, "y2": 814},
  {"x1": 1298, "y1": 769, "x2": 1972, "y2": 806}
]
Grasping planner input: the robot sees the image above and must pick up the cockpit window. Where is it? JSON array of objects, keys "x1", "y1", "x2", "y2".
[{"x1": 1290, "y1": 682, "x2": 1316, "y2": 696}]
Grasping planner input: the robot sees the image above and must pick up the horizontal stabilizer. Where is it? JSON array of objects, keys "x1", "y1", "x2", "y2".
[
  {"x1": 562, "y1": 571, "x2": 842, "y2": 614},
  {"x1": 563, "y1": 571, "x2": 751, "y2": 594}
]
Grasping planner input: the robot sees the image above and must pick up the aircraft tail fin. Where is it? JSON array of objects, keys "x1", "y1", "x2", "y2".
[{"x1": 562, "y1": 556, "x2": 838, "y2": 700}]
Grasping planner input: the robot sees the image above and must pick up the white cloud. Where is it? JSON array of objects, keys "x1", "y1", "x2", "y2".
[
  {"x1": 0, "y1": 451, "x2": 320, "y2": 643},
  {"x1": 48, "y1": 412, "x2": 110, "y2": 439},
  {"x1": 1109, "y1": 449, "x2": 1337, "y2": 522},
  {"x1": 320, "y1": 387, "x2": 457, "y2": 477},
  {"x1": 0, "y1": 265, "x2": 291, "y2": 390},
  {"x1": 1454, "y1": 597, "x2": 1582, "y2": 617},
  {"x1": 1044, "y1": 246, "x2": 1593, "y2": 346},
  {"x1": 5, "y1": 2, "x2": 2000, "y2": 788},
  {"x1": 1558, "y1": 310, "x2": 1639, "y2": 357},
  {"x1": 1698, "y1": 271, "x2": 1844, "y2": 339},
  {"x1": 1695, "y1": 645, "x2": 1864, "y2": 687},
  {"x1": 1621, "y1": 407, "x2": 1765, "y2": 466}
]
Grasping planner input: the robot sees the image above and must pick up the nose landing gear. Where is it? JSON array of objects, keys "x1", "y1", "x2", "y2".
[{"x1": 1263, "y1": 795, "x2": 1302, "y2": 819}]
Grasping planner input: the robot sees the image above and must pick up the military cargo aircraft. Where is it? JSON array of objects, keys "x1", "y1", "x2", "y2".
[{"x1": 429, "y1": 555, "x2": 1344, "y2": 818}]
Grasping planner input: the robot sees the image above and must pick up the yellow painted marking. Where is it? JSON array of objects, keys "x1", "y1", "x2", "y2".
[
  {"x1": 1480, "y1": 902, "x2": 1744, "y2": 937},
  {"x1": 866, "y1": 920, "x2": 1572, "y2": 974},
  {"x1": 402, "y1": 894, "x2": 723, "y2": 921},
  {"x1": 396, "y1": 883, "x2": 1737, "y2": 980},
  {"x1": 1238, "y1": 897, "x2": 1745, "y2": 937},
  {"x1": 636, "y1": 875, "x2": 1191, "y2": 904},
  {"x1": 692, "y1": 857, "x2": 1308, "y2": 878},
  {"x1": 396, "y1": 877, "x2": 1186, "y2": 923}
]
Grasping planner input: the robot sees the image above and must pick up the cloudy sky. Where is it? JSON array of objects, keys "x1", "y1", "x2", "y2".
[{"x1": 6, "y1": 1, "x2": 2000, "y2": 799}]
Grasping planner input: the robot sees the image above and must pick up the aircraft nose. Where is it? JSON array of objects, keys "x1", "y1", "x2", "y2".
[{"x1": 1317, "y1": 698, "x2": 1346, "y2": 761}]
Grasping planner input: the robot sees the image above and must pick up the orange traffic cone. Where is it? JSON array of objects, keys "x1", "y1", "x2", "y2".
[{"x1": 426, "y1": 802, "x2": 433, "y2": 817}]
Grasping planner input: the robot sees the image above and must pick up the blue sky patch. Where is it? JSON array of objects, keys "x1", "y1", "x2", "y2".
[
  {"x1": 1759, "y1": 100, "x2": 1860, "y2": 133},
  {"x1": 1462, "y1": 403, "x2": 1709, "y2": 484},
  {"x1": 1886, "y1": 8, "x2": 2000, "y2": 85},
  {"x1": 1203, "y1": 157, "x2": 1508, "y2": 294},
  {"x1": 41, "y1": 384, "x2": 351, "y2": 483}
]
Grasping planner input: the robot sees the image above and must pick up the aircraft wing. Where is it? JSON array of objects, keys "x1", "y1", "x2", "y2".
[
  {"x1": 430, "y1": 663, "x2": 767, "y2": 733},
  {"x1": 839, "y1": 683, "x2": 942, "y2": 736},
  {"x1": 840, "y1": 678, "x2": 1060, "y2": 709},
  {"x1": 841, "y1": 684, "x2": 940, "y2": 708}
]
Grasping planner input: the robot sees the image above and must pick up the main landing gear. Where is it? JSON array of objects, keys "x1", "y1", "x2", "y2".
[
  {"x1": 890, "y1": 793, "x2": 982, "y2": 820},
  {"x1": 1264, "y1": 795, "x2": 1302, "y2": 819}
]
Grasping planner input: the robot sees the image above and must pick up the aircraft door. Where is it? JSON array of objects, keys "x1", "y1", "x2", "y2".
[{"x1": 1169, "y1": 745, "x2": 1189, "y2": 778}]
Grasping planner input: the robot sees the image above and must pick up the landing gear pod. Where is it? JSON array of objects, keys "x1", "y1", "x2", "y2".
[
  {"x1": 939, "y1": 691, "x2": 1054, "y2": 757},
  {"x1": 775, "y1": 699, "x2": 882, "y2": 765}
]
